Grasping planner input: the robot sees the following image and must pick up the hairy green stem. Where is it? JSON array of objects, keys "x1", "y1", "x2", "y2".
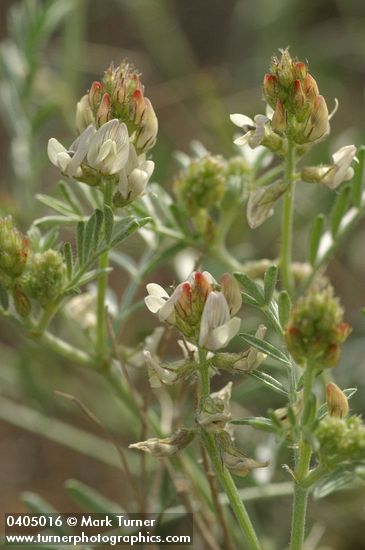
[
  {"x1": 198, "y1": 350, "x2": 262, "y2": 550},
  {"x1": 96, "y1": 182, "x2": 113, "y2": 359},
  {"x1": 280, "y1": 141, "x2": 296, "y2": 294},
  {"x1": 290, "y1": 365, "x2": 315, "y2": 550}
]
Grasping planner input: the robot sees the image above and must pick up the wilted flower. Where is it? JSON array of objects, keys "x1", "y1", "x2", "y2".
[
  {"x1": 302, "y1": 145, "x2": 357, "y2": 189},
  {"x1": 217, "y1": 431, "x2": 269, "y2": 477},
  {"x1": 326, "y1": 383, "x2": 349, "y2": 418},
  {"x1": 144, "y1": 350, "x2": 178, "y2": 389},
  {"x1": 145, "y1": 271, "x2": 242, "y2": 351},
  {"x1": 247, "y1": 181, "x2": 286, "y2": 228},
  {"x1": 197, "y1": 382, "x2": 232, "y2": 432},
  {"x1": 129, "y1": 428, "x2": 195, "y2": 458}
]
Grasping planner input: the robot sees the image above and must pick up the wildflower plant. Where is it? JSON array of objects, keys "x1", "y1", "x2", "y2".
[{"x1": 1, "y1": 27, "x2": 365, "y2": 550}]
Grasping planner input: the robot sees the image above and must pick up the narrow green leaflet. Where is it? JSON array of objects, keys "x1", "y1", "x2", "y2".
[
  {"x1": 330, "y1": 185, "x2": 351, "y2": 238},
  {"x1": 278, "y1": 290, "x2": 291, "y2": 328},
  {"x1": 36, "y1": 193, "x2": 77, "y2": 217},
  {"x1": 62, "y1": 242, "x2": 73, "y2": 280},
  {"x1": 234, "y1": 272, "x2": 265, "y2": 305},
  {"x1": 313, "y1": 466, "x2": 363, "y2": 499},
  {"x1": 83, "y1": 210, "x2": 97, "y2": 261},
  {"x1": 264, "y1": 265, "x2": 278, "y2": 305},
  {"x1": 351, "y1": 146, "x2": 365, "y2": 208},
  {"x1": 76, "y1": 221, "x2": 85, "y2": 266},
  {"x1": 250, "y1": 370, "x2": 288, "y2": 396},
  {"x1": 58, "y1": 181, "x2": 84, "y2": 215},
  {"x1": 240, "y1": 332, "x2": 291, "y2": 366},
  {"x1": 65, "y1": 479, "x2": 124, "y2": 514},
  {"x1": 111, "y1": 216, "x2": 152, "y2": 247},
  {"x1": 231, "y1": 416, "x2": 277, "y2": 433}
]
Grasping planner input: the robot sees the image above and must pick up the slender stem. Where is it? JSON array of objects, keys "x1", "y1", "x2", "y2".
[
  {"x1": 96, "y1": 182, "x2": 113, "y2": 359},
  {"x1": 198, "y1": 350, "x2": 262, "y2": 550},
  {"x1": 36, "y1": 330, "x2": 92, "y2": 366},
  {"x1": 280, "y1": 140, "x2": 296, "y2": 294},
  {"x1": 290, "y1": 365, "x2": 315, "y2": 550}
]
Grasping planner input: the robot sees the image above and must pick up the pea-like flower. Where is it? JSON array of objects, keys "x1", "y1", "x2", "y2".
[
  {"x1": 145, "y1": 271, "x2": 242, "y2": 351},
  {"x1": 302, "y1": 145, "x2": 357, "y2": 190},
  {"x1": 230, "y1": 113, "x2": 268, "y2": 148},
  {"x1": 47, "y1": 120, "x2": 130, "y2": 179},
  {"x1": 129, "y1": 428, "x2": 195, "y2": 458}
]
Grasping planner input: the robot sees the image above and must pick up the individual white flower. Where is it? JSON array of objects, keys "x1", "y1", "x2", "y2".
[
  {"x1": 86, "y1": 119, "x2": 130, "y2": 175},
  {"x1": 301, "y1": 145, "x2": 357, "y2": 190},
  {"x1": 117, "y1": 144, "x2": 154, "y2": 203},
  {"x1": 144, "y1": 350, "x2": 178, "y2": 389},
  {"x1": 198, "y1": 292, "x2": 241, "y2": 350},
  {"x1": 230, "y1": 113, "x2": 268, "y2": 148},
  {"x1": 47, "y1": 125, "x2": 95, "y2": 177}
]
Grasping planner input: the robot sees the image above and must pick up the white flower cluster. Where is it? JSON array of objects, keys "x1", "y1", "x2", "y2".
[{"x1": 48, "y1": 119, "x2": 154, "y2": 205}]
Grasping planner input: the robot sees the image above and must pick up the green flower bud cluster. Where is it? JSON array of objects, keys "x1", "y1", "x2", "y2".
[
  {"x1": 174, "y1": 155, "x2": 249, "y2": 241},
  {"x1": 76, "y1": 60, "x2": 158, "y2": 154},
  {"x1": 0, "y1": 217, "x2": 67, "y2": 316},
  {"x1": 315, "y1": 415, "x2": 365, "y2": 467},
  {"x1": 0, "y1": 217, "x2": 29, "y2": 285},
  {"x1": 23, "y1": 249, "x2": 66, "y2": 306},
  {"x1": 285, "y1": 285, "x2": 350, "y2": 368}
]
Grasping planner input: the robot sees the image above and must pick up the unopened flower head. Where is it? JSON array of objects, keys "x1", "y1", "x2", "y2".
[
  {"x1": 285, "y1": 285, "x2": 350, "y2": 368},
  {"x1": 76, "y1": 61, "x2": 158, "y2": 154},
  {"x1": 0, "y1": 216, "x2": 29, "y2": 284},
  {"x1": 145, "y1": 271, "x2": 242, "y2": 351},
  {"x1": 263, "y1": 48, "x2": 329, "y2": 145},
  {"x1": 23, "y1": 249, "x2": 66, "y2": 306},
  {"x1": 315, "y1": 415, "x2": 365, "y2": 466},
  {"x1": 302, "y1": 145, "x2": 357, "y2": 190}
]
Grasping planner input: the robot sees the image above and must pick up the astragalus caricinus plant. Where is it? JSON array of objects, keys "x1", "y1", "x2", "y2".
[{"x1": 1, "y1": 27, "x2": 365, "y2": 550}]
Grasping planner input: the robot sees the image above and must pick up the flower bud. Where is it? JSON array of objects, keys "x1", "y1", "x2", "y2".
[
  {"x1": 134, "y1": 98, "x2": 158, "y2": 152},
  {"x1": 96, "y1": 92, "x2": 111, "y2": 126},
  {"x1": 129, "y1": 428, "x2": 195, "y2": 458},
  {"x1": 0, "y1": 217, "x2": 29, "y2": 283},
  {"x1": 75, "y1": 94, "x2": 95, "y2": 134},
  {"x1": 263, "y1": 73, "x2": 279, "y2": 108},
  {"x1": 271, "y1": 99, "x2": 286, "y2": 134},
  {"x1": 24, "y1": 250, "x2": 66, "y2": 306},
  {"x1": 326, "y1": 382, "x2": 349, "y2": 418},
  {"x1": 89, "y1": 81, "x2": 104, "y2": 109},
  {"x1": 285, "y1": 285, "x2": 350, "y2": 368},
  {"x1": 293, "y1": 61, "x2": 307, "y2": 80},
  {"x1": 303, "y1": 73, "x2": 319, "y2": 99}
]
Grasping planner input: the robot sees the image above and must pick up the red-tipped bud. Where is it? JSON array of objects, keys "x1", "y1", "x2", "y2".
[
  {"x1": 263, "y1": 73, "x2": 278, "y2": 107},
  {"x1": 293, "y1": 61, "x2": 307, "y2": 80},
  {"x1": 96, "y1": 93, "x2": 111, "y2": 126},
  {"x1": 303, "y1": 73, "x2": 319, "y2": 99},
  {"x1": 194, "y1": 272, "x2": 213, "y2": 301},
  {"x1": 89, "y1": 81, "x2": 104, "y2": 109},
  {"x1": 175, "y1": 282, "x2": 192, "y2": 319},
  {"x1": 13, "y1": 285, "x2": 31, "y2": 317},
  {"x1": 271, "y1": 99, "x2": 286, "y2": 133},
  {"x1": 131, "y1": 89, "x2": 146, "y2": 124}
]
